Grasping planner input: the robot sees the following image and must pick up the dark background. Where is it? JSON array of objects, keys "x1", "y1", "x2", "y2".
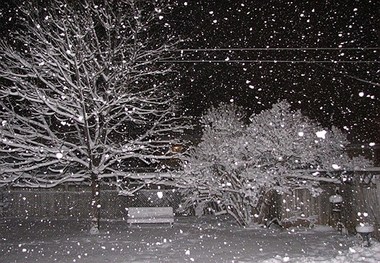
[
  {"x1": 1, "y1": 0, "x2": 379, "y2": 142},
  {"x1": 167, "y1": 0, "x2": 380, "y2": 143}
]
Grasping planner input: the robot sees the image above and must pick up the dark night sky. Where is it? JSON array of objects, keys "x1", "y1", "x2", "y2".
[
  {"x1": 165, "y1": 0, "x2": 380, "y2": 142},
  {"x1": 0, "y1": 0, "x2": 379, "y2": 142}
]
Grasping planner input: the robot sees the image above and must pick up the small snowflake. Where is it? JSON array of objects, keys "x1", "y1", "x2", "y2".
[{"x1": 316, "y1": 130, "x2": 327, "y2": 139}]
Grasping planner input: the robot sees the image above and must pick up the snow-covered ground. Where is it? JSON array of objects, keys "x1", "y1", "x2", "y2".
[{"x1": 0, "y1": 216, "x2": 378, "y2": 263}]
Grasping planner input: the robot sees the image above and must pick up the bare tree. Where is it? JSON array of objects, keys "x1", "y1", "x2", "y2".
[{"x1": 0, "y1": 0, "x2": 187, "y2": 233}]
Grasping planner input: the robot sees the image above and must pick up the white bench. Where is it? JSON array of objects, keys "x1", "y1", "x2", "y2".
[{"x1": 127, "y1": 207, "x2": 174, "y2": 227}]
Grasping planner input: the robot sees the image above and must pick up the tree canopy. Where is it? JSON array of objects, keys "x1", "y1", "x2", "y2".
[
  {"x1": 177, "y1": 101, "x2": 372, "y2": 226},
  {"x1": 0, "y1": 0, "x2": 187, "y2": 232}
]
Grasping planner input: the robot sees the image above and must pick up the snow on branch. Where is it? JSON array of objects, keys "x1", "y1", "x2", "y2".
[
  {"x1": 0, "y1": 0, "x2": 188, "y2": 189},
  {"x1": 175, "y1": 100, "x2": 374, "y2": 226}
]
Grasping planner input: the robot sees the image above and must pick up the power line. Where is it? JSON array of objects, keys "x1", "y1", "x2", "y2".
[
  {"x1": 160, "y1": 59, "x2": 380, "y2": 64},
  {"x1": 317, "y1": 65, "x2": 380, "y2": 87},
  {"x1": 174, "y1": 47, "x2": 380, "y2": 52},
  {"x1": 162, "y1": 47, "x2": 380, "y2": 63}
]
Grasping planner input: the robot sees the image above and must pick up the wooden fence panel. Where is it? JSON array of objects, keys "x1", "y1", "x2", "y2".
[
  {"x1": 2, "y1": 189, "x2": 112, "y2": 220},
  {"x1": 341, "y1": 183, "x2": 380, "y2": 240},
  {"x1": 279, "y1": 183, "x2": 380, "y2": 240},
  {"x1": 1, "y1": 188, "x2": 182, "y2": 220},
  {"x1": 279, "y1": 185, "x2": 335, "y2": 227},
  {"x1": 2, "y1": 183, "x2": 379, "y2": 241}
]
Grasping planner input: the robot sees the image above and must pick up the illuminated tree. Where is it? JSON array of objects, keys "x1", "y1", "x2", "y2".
[
  {"x1": 0, "y1": 0, "x2": 186, "y2": 233},
  {"x1": 178, "y1": 101, "x2": 372, "y2": 226},
  {"x1": 178, "y1": 104, "x2": 248, "y2": 219}
]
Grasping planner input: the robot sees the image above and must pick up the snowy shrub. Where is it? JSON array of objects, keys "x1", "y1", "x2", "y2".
[
  {"x1": 178, "y1": 101, "x2": 373, "y2": 227},
  {"x1": 177, "y1": 104, "x2": 252, "y2": 224}
]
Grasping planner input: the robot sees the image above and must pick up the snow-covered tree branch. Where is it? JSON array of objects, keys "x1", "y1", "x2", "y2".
[
  {"x1": 177, "y1": 101, "x2": 373, "y2": 227},
  {"x1": 0, "y1": 0, "x2": 188, "y2": 233}
]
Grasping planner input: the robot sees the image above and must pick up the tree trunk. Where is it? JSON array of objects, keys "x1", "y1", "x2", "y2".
[
  {"x1": 255, "y1": 190, "x2": 275, "y2": 225},
  {"x1": 89, "y1": 174, "x2": 100, "y2": 234}
]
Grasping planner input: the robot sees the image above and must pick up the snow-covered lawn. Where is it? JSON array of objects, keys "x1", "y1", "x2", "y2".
[{"x1": 0, "y1": 216, "x2": 378, "y2": 263}]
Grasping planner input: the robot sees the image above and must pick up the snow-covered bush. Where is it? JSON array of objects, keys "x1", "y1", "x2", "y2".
[
  {"x1": 178, "y1": 101, "x2": 373, "y2": 227},
  {"x1": 177, "y1": 104, "x2": 251, "y2": 224}
]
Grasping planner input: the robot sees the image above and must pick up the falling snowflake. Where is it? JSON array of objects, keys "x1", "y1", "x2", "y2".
[
  {"x1": 332, "y1": 164, "x2": 341, "y2": 170},
  {"x1": 316, "y1": 130, "x2": 327, "y2": 139}
]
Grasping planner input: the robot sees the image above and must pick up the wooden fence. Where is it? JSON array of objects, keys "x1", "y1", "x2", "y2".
[
  {"x1": 340, "y1": 183, "x2": 380, "y2": 239},
  {"x1": 2, "y1": 188, "x2": 125, "y2": 220},
  {"x1": 1, "y1": 182, "x2": 379, "y2": 240},
  {"x1": 279, "y1": 185, "x2": 334, "y2": 227},
  {"x1": 279, "y1": 182, "x2": 380, "y2": 240},
  {"x1": 0, "y1": 186, "x2": 182, "y2": 220}
]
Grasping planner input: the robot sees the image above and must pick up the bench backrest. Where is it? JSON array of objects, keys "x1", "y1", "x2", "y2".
[{"x1": 128, "y1": 207, "x2": 173, "y2": 218}]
